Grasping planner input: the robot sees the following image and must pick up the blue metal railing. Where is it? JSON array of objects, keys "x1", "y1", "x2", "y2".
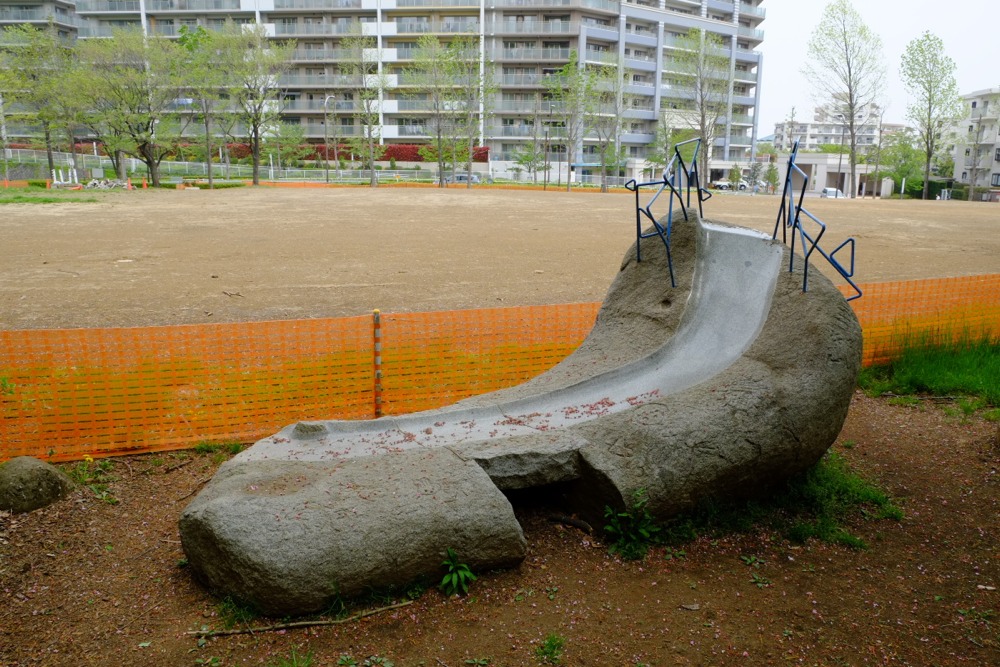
[
  {"x1": 773, "y1": 142, "x2": 862, "y2": 301},
  {"x1": 625, "y1": 138, "x2": 711, "y2": 287}
]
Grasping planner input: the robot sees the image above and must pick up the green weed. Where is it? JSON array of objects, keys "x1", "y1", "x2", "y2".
[
  {"x1": 659, "y1": 452, "x2": 902, "y2": 550},
  {"x1": 64, "y1": 456, "x2": 119, "y2": 504},
  {"x1": 439, "y1": 548, "x2": 476, "y2": 596},
  {"x1": 604, "y1": 487, "x2": 661, "y2": 560},
  {"x1": 535, "y1": 633, "x2": 565, "y2": 665},
  {"x1": 858, "y1": 335, "x2": 999, "y2": 405},
  {"x1": 267, "y1": 649, "x2": 313, "y2": 667},
  {"x1": 216, "y1": 596, "x2": 257, "y2": 629}
]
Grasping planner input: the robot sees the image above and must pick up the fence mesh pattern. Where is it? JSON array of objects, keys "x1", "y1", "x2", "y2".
[
  {"x1": 840, "y1": 274, "x2": 1000, "y2": 366},
  {"x1": 1, "y1": 276, "x2": 997, "y2": 462}
]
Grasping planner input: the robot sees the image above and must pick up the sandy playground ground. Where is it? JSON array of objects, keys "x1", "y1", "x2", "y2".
[{"x1": 0, "y1": 187, "x2": 998, "y2": 331}]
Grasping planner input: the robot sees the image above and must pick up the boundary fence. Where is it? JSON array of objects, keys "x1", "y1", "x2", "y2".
[{"x1": 1, "y1": 275, "x2": 997, "y2": 463}]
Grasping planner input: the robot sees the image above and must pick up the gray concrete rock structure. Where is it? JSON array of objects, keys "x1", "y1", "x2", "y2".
[
  {"x1": 0, "y1": 456, "x2": 75, "y2": 514},
  {"x1": 181, "y1": 212, "x2": 862, "y2": 615}
]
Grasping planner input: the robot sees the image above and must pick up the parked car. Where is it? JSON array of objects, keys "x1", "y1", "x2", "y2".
[
  {"x1": 711, "y1": 179, "x2": 749, "y2": 191},
  {"x1": 444, "y1": 173, "x2": 481, "y2": 184},
  {"x1": 820, "y1": 187, "x2": 845, "y2": 198}
]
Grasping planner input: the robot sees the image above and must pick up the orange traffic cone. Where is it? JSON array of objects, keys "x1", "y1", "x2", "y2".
[
  {"x1": 142, "y1": 178, "x2": 147, "y2": 189},
  {"x1": 127, "y1": 178, "x2": 133, "y2": 190}
]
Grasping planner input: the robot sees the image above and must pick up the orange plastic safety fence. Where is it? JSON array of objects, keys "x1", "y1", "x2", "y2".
[
  {"x1": 2, "y1": 276, "x2": 997, "y2": 464},
  {"x1": 0, "y1": 318, "x2": 373, "y2": 462},
  {"x1": 379, "y1": 303, "x2": 601, "y2": 415},
  {"x1": 840, "y1": 274, "x2": 1000, "y2": 367}
]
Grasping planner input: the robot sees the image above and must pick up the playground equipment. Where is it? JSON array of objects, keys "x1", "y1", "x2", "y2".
[{"x1": 180, "y1": 142, "x2": 863, "y2": 615}]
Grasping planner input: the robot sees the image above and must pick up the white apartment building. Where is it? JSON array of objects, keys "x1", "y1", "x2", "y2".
[
  {"x1": 953, "y1": 87, "x2": 1000, "y2": 200},
  {"x1": 2, "y1": 0, "x2": 765, "y2": 182},
  {"x1": 772, "y1": 103, "x2": 904, "y2": 154}
]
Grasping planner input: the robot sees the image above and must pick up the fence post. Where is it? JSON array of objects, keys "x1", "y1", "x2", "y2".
[{"x1": 373, "y1": 309, "x2": 383, "y2": 418}]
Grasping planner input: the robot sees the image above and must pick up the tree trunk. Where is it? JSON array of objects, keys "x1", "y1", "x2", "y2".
[
  {"x1": 252, "y1": 131, "x2": 261, "y2": 186},
  {"x1": 921, "y1": 152, "x2": 931, "y2": 200},
  {"x1": 203, "y1": 107, "x2": 213, "y2": 190},
  {"x1": 43, "y1": 123, "x2": 55, "y2": 176}
]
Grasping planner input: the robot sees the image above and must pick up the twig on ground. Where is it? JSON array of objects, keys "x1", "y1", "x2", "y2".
[
  {"x1": 163, "y1": 459, "x2": 193, "y2": 474},
  {"x1": 548, "y1": 514, "x2": 594, "y2": 534},
  {"x1": 184, "y1": 600, "x2": 414, "y2": 638},
  {"x1": 175, "y1": 477, "x2": 212, "y2": 502}
]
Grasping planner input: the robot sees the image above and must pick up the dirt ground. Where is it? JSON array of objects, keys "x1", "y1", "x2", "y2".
[
  {"x1": 0, "y1": 187, "x2": 998, "y2": 329},
  {"x1": 1, "y1": 187, "x2": 999, "y2": 666}
]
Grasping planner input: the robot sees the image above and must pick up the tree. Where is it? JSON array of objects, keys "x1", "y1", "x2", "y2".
[
  {"x1": 407, "y1": 34, "x2": 464, "y2": 187},
  {"x1": 588, "y1": 61, "x2": 632, "y2": 192},
  {"x1": 804, "y1": 0, "x2": 886, "y2": 199},
  {"x1": 764, "y1": 162, "x2": 780, "y2": 193},
  {"x1": 645, "y1": 117, "x2": 697, "y2": 176},
  {"x1": 216, "y1": 22, "x2": 294, "y2": 186},
  {"x1": 76, "y1": 30, "x2": 187, "y2": 187},
  {"x1": 544, "y1": 51, "x2": 593, "y2": 192},
  {"x1": 880, "y1": 128, "x2": 922, "y2": 193},
  {"x1": 448, "y1": 34, "x2": 493, "y2": 188},
  {"x1": 669, "y1": 28, "x2": 733, "y2": 179},
  {"x1": 178, "y1": 25, "x2": 229, "y2": 189},
  {"x1": 900, "y1": 31, "x2": 963, "y2": 200},
  {"x1": 2, "y1": 22, "x2": 82, "y2": 175},
  {"x1": 341, "y1": 24, "x2": 385, "y2": 187}
]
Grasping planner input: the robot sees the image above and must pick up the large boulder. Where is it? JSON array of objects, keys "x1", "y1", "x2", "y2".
[
  {"x1": 180, "y1": 447, "x2": 526, "y2": 616},
  {"x1": 0, "y1": 456, "x2": 75, "y2": 514},
  {"x1": 180, "y1": 211, "x2": 862, "y2": 615}
]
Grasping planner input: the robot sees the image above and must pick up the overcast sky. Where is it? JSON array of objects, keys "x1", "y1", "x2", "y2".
[{"x1": 756, "y1": 0, "x2": 995, "y2": 136}]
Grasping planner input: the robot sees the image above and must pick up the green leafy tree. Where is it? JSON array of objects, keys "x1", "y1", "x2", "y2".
[
  {"x1": 900, "y1": 31, "x2": 963, "y2": 200},
  {"x1": 764, "y1": 162, "x2": 780, "y2": 193},
  {"x1": 727, "y1": 165, "x2": 742, "y2": 189},
  {"x1": 804, "y1": 0, "x2": 886, "y2": 199},
  {"x1": 669, "y1": 28, "x2": 733, "y2": 179},
  {"x1": 270, "y1": 121, "x2": 312, "y2": 172},
  {"x1": 407, "y1": 34, "x2": 455, "y2": 187},
  {"x1": 544, "y1": 51, "x2": 593, "y2": 192},
  {"x1": 76, "y1": 30, "x2": 187, "y2": 186},
  {"x1": 178, "y1": 25, "x2": 229, "y2": 188},
  {"x1": 448, "y1": 34, "x2": 492, "y2": 187},
  {"x1": 2, "y1": 22, "x2": 83, "y2": 175},
  {"x1": 216, "y1": 22, "x2": 294, "y2": 186},
  {"x1": 881, "y1": 128, "x2": 922, "y2": 193},
  {"x1": 341, "y1": 23, "x2": 385, "y2": 187},
  {"x1": 588, "y1": 61, "x2": 633, "y2": 192}
]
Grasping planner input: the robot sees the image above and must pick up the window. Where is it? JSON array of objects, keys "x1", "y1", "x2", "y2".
[
  {"x1": 995, "y1": 148, "x2": 1000, "y2": 161},
  {"x1": 992, "y1": 173, "x2": 1000, "y2": 187}
]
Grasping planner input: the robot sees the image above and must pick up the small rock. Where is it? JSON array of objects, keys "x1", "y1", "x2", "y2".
[{"x1": 0, "y1": 457, "x2": 75, "y2": 514}]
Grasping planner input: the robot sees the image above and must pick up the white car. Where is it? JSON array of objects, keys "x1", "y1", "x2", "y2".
[{"x1": 820, "y1": 187, "x2": 845, "y2": 198}]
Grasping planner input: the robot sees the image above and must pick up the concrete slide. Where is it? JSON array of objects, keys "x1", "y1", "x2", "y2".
[{"x1": 180, "y1": 213, "x2": 862, "y2": 615}]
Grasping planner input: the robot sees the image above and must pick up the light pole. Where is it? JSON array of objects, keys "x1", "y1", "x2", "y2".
[{"x1": 836, "y1": 114, "x2": 846, "y2": 198}]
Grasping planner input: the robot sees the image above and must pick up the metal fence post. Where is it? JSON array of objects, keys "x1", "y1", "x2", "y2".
[{"x1": 373, "y1": 309, "x2": 383, "y2": 418}]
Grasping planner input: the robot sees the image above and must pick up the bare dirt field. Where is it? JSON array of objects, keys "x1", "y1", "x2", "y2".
[
  {"x1": 1, "y1": 187, "x2": 998, "y2": 666},
  {"x1": 0, "y1": 187, "x2": 998, "y2": 329}
]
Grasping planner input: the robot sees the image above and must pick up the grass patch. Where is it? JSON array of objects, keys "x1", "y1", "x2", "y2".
[
  {"x1": 0, "y1": 191, "x2": 99, "y2": 204},
  {"x1": 659, "y1": 452, "x2": 902, "y2": 550},
  {"x1": 859, "y1": 335, "x2": 999, "y2": 406}
]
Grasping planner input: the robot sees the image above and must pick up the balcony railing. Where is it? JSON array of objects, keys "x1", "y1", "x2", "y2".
[
  {"x1": 274, "y1": 0, "x2": 362, "y2": 8},
  {"x1": 491, "y1": 20, "x2": 576, "y2": 34},
  {"x1": 75, "y1": 1, "x2": 141, "y2": 12},
  {"x1": 145, "y1": 0, "x2": 240, "y2": 10},
  {"x1": 395, "y1": 21, "x2": 479, "y2": 33},
  {"x1": 497, "y1": 47, "x2": 571, "y2": 60},
  {"x1": 739, "y1": 2, "x2": 766, "y2": 19},
  {"x1": 395, "y1": 0, "x2": 480, "y2": 6}
]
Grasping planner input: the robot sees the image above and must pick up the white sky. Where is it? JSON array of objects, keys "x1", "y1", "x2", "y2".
[{"x1": 756, "y1": 0, "x2": 996, "y2": 135}]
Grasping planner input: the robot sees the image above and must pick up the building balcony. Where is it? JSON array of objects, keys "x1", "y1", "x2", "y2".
[
  {"x1": 394, "y1": 0, "x2": 480, "y2": 7},
  {"x1": 76, "y1": 1, "x2": 141, "y2": 12},
  {"x1": 273, "y1": 0, "x2": 362, "y2": 8},
  {"x1": 393, "y1": 20, "x2": 479, "y2": 34},
  {"x1": 145, "y1": 0, "x2": 240, "y2": 11},
  {"x1": 496, "y1": 47, "x2": 571, "y2": 61},
  {"x1": 490, "y1": 20, "x2": 577, "y2": 35}
]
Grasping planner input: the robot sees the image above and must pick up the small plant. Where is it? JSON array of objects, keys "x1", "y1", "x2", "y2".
[
  {"x1": 439, "y1": 548, "x2": 476, "y2": 596},
  {"x1": 362, "y1": 657, "x2": 394, "y2": 667},
  {"x1": 216, "y1": 596, "x2": 257, "y2": 629},
  {"x1": 267, "y1": 649, "x2": 313, "y2": 667},
  {"x1": 886, "y1": 395, "x2": 920, "y2": 408},
  {"x1": 544, "y1": 586, "x2": 559, "y2": 600},
  {"x1": 336, "y1": 657, "x2": 358, "y2": 666},
  {"x1": 0, "y1": 376, "x2": 15, "y2": 395},
  {"x1": 535, "y1": 633, "x2": 565, "y2": 665},
  {"x1": 740, "y1": 554, "x2": 764, "y2": 568},
  {"x1": 64, "y1": 455, "x2": 119, "y2": 504},
  {"x1": 604, "y1": 488, "x2": 661, "y2": 560},
  {"x1": 663, "y1": 547, "x2": 686, "y2": 561},
  {"x1": 750, "y1": 572, "x2": 771, "y2": 589},
  {"x1": 514, "y1": 588, "x2": 534, "y2": 602}
]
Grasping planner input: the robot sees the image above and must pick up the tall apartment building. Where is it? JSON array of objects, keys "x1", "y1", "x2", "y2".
[
  {"x1": 953, "y1": 87, "x2": 1000, "y2": 199},
  {"x1": 3, "y1": 0, "x2": 765, "y2": 181},
  {"x1": 772, "y1": 103, "x2": 905, "y2": 153}
]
